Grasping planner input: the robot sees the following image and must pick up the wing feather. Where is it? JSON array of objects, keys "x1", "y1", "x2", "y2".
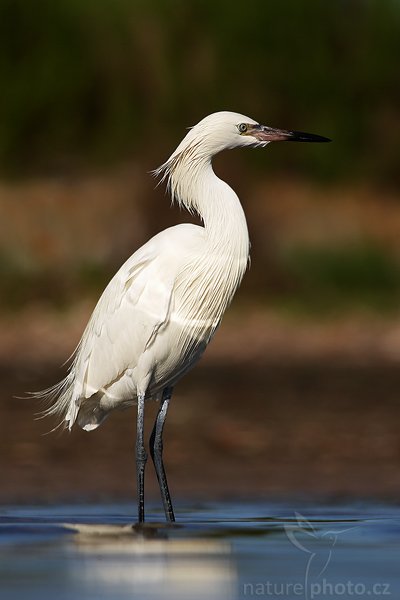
[
  {"x1": 76, "y1": 248, "x2": 176, "y2": 396},
  {"x1": 40, "y1": 223, "x2": 204, "y2": 428}
]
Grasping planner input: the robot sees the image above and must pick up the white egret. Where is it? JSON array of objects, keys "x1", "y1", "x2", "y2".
[{"x1": 42, "y1": 111, "x2": 330, "y2": 522}]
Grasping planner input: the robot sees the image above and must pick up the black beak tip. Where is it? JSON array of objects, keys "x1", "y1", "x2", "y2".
[{"x1": 289, "y1": 131, "x2": 332, "y2": 143}]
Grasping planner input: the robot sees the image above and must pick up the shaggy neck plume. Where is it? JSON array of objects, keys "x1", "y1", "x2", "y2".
[{"x1": 156, "y1": 149, "x2": 250, "y2": 265}]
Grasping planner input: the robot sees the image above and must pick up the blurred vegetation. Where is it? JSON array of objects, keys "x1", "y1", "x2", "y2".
[
  {"x1": 0, "y1": 254, "x2": 111, "y2": 310},
  {"x1": 0, "y1": 0, "x2": 400, "y2": 183},
  {"x1": 277, "y1": 243, "x2": 400, "y2": 315},
  {"x1": 3, "y1": 239, "x2": 400, "y2": 315},
  {"x1": 1, "y1": 0, "x2": 400, "y2": 315}
]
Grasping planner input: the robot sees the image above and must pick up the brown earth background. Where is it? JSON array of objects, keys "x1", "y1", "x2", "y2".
[{"x1": 2, "y1": 174, "x2": 400, "y2": 505}]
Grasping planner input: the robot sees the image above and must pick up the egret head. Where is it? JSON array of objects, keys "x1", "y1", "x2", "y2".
[
  {"x1": 170, "y1": 111, "x2": 330, "y2": 161},
  {"x1": 155, "y1": 111, "x2": 330, "y2": 205}
]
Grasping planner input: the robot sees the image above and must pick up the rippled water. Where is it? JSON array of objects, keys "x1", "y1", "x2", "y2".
[{"x1": 1, "y1": 501, "x2": 399, "y2": 600}]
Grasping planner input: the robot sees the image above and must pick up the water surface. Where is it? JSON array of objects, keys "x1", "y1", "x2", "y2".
[{"x1": 1, "y1": 501, "x2": 399, "y2": 599}]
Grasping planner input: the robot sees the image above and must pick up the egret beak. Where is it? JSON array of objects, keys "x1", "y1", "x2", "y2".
[{"x1": 251, "y1": 125, "x2": 331, "y2": 143}]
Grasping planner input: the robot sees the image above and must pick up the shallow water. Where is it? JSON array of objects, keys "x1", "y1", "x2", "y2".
[{"x1": 1, "y1": 501, "x2": 399, "y2": 600}]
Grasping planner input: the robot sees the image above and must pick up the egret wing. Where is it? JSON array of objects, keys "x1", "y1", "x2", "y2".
[{"x1": 74, "y1": 243, "x2": 176, "y2": 398}]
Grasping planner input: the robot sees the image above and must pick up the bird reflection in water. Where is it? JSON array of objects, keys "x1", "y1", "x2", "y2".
[{"x1": 65, "y1": 521, "x2": 236, "y2": 600}]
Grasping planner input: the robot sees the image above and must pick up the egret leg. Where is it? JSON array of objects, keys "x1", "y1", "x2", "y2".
[
  {"x1": 136, "y1": 393, "x2": 147, "y2": 523},
  {"x1": 150, "y1": 386, "x2": 175, "y2": 522}
]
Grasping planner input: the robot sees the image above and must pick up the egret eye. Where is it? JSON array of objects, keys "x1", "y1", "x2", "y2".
[{"x1": 238, "y1": 123, "x2": 248, "y2": 134}]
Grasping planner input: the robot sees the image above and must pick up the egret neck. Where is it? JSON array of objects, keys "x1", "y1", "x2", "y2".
[{"x1": 168, "y1": 154, "x2": 250, "y2": 273}]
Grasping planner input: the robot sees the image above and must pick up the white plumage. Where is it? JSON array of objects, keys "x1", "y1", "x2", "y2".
[{"x1": 41, "y1": 110, "x2": 330, "y2": 521}]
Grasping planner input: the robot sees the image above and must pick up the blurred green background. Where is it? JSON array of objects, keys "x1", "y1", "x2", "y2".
[
  {"x1": 1, "y1": 0, "x2": 400, "y2": 312},
  {"x1": 0, "y1": 0, "x2": 399, "y2": 180},
  {"x1": 1, "y1": 0, "x2": 400, "y2": 180},
  {"x1": 1, "y1": 0, "x2": 400, "y2": 502}
]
